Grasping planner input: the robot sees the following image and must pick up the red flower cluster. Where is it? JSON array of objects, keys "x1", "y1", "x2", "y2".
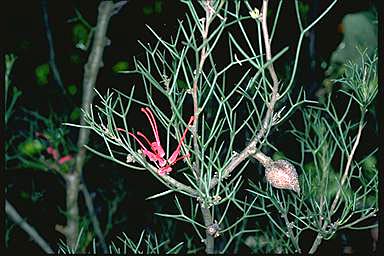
[
  {"x1": 118, "y1": 107, "x2": 194, "y2": 175},
  {"x1": 36, "y1": 132, "x2": 73, "y2": 165}
]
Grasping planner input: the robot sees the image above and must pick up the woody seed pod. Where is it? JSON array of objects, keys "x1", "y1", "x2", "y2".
[{"x1": 265, "y1": 160, "x2": 300, "y2": 193}]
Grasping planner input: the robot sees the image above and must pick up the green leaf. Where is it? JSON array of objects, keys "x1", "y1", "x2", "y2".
[
  {"x1": 176, "y1": 79, "x2": 188, "y2": 90},
  {"x1": 67, "y1": 84, "x2": 78, "y2": 95},
  {"x1": 19, "y1": 139, "x2": 44, "y2": 156},
  {"x1": 302, "y1": 162, "x2": 350, "y2": 200},
  {"x1": 112, "y1": 61, "x2": 129, "y2": 73},
  {"x1": 154, "y1": 0, "x2": 163, "y2": 14},
  {"x1": 20, "y1": 191, "x2": 29, "y2": 200},
  {"x1": 272, "y1": 151, "x2": 285, "y2": 160},
  {"x1": 143, "y1": 5, "x2": 153, "y2": 15},
  {"x1": 361, "y1": 155, "x2": 377, "y2": 172},
  {"x1": 70, "y1": 54, "x2": 82, "y2": 64},
  {"x1": 35, "y1": 64, "x2": 50, "y2": 85},
  {"x1": 72, "y1": 23, "x2": 89, "y2": 44},
  {"x1": 70, "y1": 107, "x2": 81, "y2": 121},
  {"x1": 146, "y1": 190, "x2": 173, "y2": 200}
]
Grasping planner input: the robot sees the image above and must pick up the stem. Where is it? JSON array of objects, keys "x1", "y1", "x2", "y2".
[
  {"x1": 64, "y1": 172, "x2": 81, "y2": 250},
  {"x1": 80, "y1": 182, "x2": 108, "y2": 253},
  {"x1": 309, "y1": 117, "x2": 365, "y2": 254},
  {"x1": 281, "y1": 208, "x2": 302, "y2": 253},
  {"x1": 6, "y1": 200, "x2": 54, "y2": 253},
  {"x1": 63, "y1": 1, "x2": 126, "y2": 250},
  {"x1": 191, "y1": 0, "x2": 213, "y2": 179},
  {"x1": 41, "y1": 0, "x2": 65, "y2": 94},
  {"x1": 201, "y1": 206, "x2": 214, "y2": 254},
  {"x1": 252, "y1": 151, "x2": 273, "y2": 167},
  {"x1": 154, "y1": 166, "x2": 199, "y2": 196},
  {"x1": 209, "y1": 0, "x2": 279, "y2": 190},
  {"x1": 193, "y1": 2, "x2": 217, "y2": 253}
]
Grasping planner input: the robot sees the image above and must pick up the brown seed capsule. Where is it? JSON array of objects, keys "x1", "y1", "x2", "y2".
[{"x1": 265, "y1": 160, "x2": 300, "y2": 193}]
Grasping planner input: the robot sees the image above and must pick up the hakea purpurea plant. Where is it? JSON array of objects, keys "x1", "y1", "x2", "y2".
[
  {"x1": 117, "y1": 107, "x2": 194, "y2": 176},
  {"x1": 72, "y1": 0, "x2": 377, "y2": 254}
]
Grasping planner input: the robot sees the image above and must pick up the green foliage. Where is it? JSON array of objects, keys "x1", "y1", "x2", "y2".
[
  {"x1": 361, "y1": 155, "x2": 377, "y2": 173},
  {"x1": 296, "y1": 1, "x2": 309, "y2": 26},
  {"x1": 143, "y1": 0, "x2": 163, "y2": 16},
  {"x1": 35, "y1": 63, "x2": 50, "y2": 86},
  {"x1": 272, "y1": 151, "x2": 285, "y2": 161},
  {"x1": 154, "y1": 0, "x2": 163, "y2": 14},
  {"x1": 70, "y1": 107, "x2": 81, "y2": 121},
  {"x1": 5, "y1": 54, "x2": 22, "y2": 125},
  {"x1": 58, "y1": 229, "x2": 184, "y2": 254},
  {"x1": 67, "y1": 84, "x2": 78, "y2": 95},
  {"x1": 142, "y1": 5, "x2": 153, "y2": 16},
  {"x1": 70, "y1": 53, "x2": 82, "y2": 64},
  {"x1": 68, "y1": 10, "x2": 94, "y2": 51},
  {"x1": 16, "y1": 110, "x2": 78, "y2": 174},
  {"x1": 18, "y1": 139, "x2": 44, "y2": 156},
  {"x1": 72, "y1": 23, "x2": 89, "y2": 46},
  {"x1": 301, "y1": 162, "x2": 337, "y2": 198},
  {"x1": 112, "y1": 61, "x2": 129, "y2": 73},
  {"x1": 337, "y1": 50, "x2": 378, "y2": 109}
]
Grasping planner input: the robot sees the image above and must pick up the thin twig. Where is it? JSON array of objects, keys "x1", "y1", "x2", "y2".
[
  {"x1": 192, "y1": 1, "x2": 219, "y2": 253},
  {"x1": 41, "y1": 0, "x2": 65, "y2": 94},
  {"x1": 161, "y1": 172, "x2": 199, "y2": 196},
  {"x1": 279, "y1": 204, "x2": 302, "y2": 253},
  {"x1": 191, "y1": 0, "x2": 213, "y2": 179},
  {"x1": 6, "y1": 200, "x2": 54, "y2": 253},
  {"x1": 80, "y1": 182, "x2": 108, "y2": 253}
]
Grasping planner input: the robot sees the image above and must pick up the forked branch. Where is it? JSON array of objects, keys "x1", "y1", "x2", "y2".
[{"x1": 209, "y1": 0, "x2": 280, "y2": 190}]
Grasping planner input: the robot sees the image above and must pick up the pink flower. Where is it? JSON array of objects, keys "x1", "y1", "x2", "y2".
[
  {"x1": 58, "y1": 155, "x2": 73, "y2": 165},
  {"x1": 47, "y1": 146, "x2": 59, "y2": 160},
  {"x1": 118, "y1": 107, "x2": 194, "y2": 175}
]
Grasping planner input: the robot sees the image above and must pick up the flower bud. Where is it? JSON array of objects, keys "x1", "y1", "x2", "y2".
[{"x1": 265, "y1": 160, "x2": 300, "y2": 193}]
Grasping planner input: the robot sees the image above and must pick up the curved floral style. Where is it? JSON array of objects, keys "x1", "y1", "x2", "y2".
[{"x1": 118, "y1": 107, "x2": 194, "y2": 176}]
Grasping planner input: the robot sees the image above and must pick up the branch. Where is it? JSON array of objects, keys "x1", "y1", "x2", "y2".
[
  {"x1": 191, "y1": 0, "x2": 213, "y2": 179},
  {"x1": 209, "y1": 0, "x2": 279, "y2": 190},
  {"x1": 64, "y1": 1, "x2": 127, "y2": 250},
  {"x1": 76, "y1": 1, "x2": 126, "y2": 173},
  {"x1": 145, "y1": 164, "x2": 199, "y2": 196},
  {"x1": 280, "y1": 204, "x2": 301, "y2": 253},
  {"x1": 193, "y1": 1, "x2": 222, "y2": 253},
  {"x1": 80, "y1": 182, "x2": 108, "y2": 253},
  {"x1": 6, "y1": 200, "x2": 54, "y2": 253},
  {"x1": 41, "y1": 0, "x2": 65, "y2": 94},
  {"x1": 330, "y1": 118, "x2": 364, "y2": 213},
  {"x1": 201, "y1": 206, "x2": 214, "y2": 254}
]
